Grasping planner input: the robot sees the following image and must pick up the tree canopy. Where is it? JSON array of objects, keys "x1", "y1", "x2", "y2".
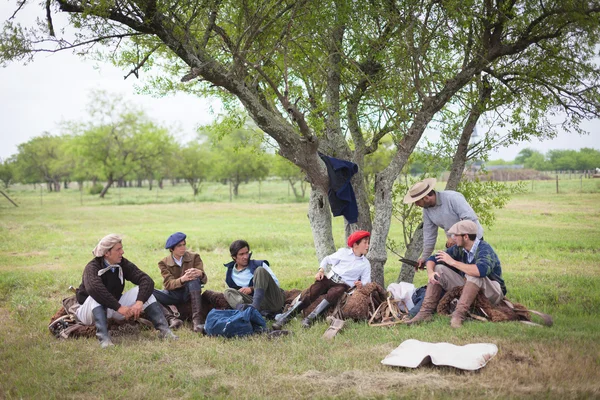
[{"x1": 3, "y1": 0, "x2": 600, "y2": 285}]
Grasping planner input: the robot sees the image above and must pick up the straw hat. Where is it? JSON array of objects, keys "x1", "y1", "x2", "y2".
[{"x1": 403, "y1": 178, "x2": 437, "y2": 204}]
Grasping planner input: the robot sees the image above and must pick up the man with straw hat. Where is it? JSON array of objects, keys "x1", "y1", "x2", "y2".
[{"x1": 403, "y1": 178, "x2": 483, "y2": 267}]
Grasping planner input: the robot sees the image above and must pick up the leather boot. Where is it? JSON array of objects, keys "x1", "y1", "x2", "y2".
[
  {"x1": 406, "y1": 283, "x2": 443, "y2": 325},
  {"x1": 450, "y1": 282, "x2": 480, "y2": 328},
  {"x1": 190, "y1": 290, "x2": 204, "y2": 333},
  {"x1": 92, "y1": 306, "x2": 114, "y2": 348},
  {"x1": 272, "y1": 301, "x2": 304, "y2": 330},
  {"x1": 301, "y1": 299, "x2": 330, "y2": 328},
  {"x1": 144, "y1": 302, "x2": 178, "y2": 340},
  {"x1": 159, "y1": 303, "x2": 183, "y2": 330}
]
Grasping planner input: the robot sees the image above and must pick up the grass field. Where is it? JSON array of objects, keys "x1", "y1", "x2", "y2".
[{"x1": 1, "y1": 179, "x2": 599, "y2": 399}]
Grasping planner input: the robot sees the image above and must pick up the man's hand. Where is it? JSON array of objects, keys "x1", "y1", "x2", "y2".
[
  {"x1": 427, "y1": 271, "x2": 440, "y2": 285},
  {"x1": 435, "y1": 250, "x2": 455, "y2": 266},
  {"x1": 445, "y1": 237, "x2": 455, "y2": 248},
  {"x1": 354, "y1": 280, "x2": 363, "y2": 289},
  {"x1": 239, "y1": 287, "x2": 253, "y2": 295},
  {"x1": 315, "y1": 270, "x2": 324, "y2": 281},
  {"x1": 130, "y1": 301, "x2": 144, "y2": 319},
  {"x1": 416, "y1": 257, "x2": 427, "y2": 271},
  {"x1": 182, "y1": 268, "x2": 203, "y2": 282},
  {"x1": 117, "y1": 305, "x2": 134, "y2": 319}
]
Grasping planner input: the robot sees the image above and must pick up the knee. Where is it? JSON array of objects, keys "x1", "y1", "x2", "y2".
[
  {"x1": 254, "y1": 267, "x2": 268, "y2": 277},
  {"x1": 465, "y1": 275, "x2": 484, "y2": 287},
  {"x1": 187, "y1": 279, "x2": 202, "y2": 291}
]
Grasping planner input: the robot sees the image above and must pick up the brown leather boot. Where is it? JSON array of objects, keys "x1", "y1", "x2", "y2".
[
  {"x1": 190, "y1": 290, "x2": 204, "y2": 333},
  {"x1": 406, "y1": 283, "x2": 443, "y2": 325},
  {"x1": 450, "y1": 282, "x2": 480, "y2": 328},
  {"x1": 159, "y1": 303, "x2": 183, "y2": 330}
]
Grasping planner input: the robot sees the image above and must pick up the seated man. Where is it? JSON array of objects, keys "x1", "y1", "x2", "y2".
[
  {"x1": 153, "y1": 232, "x2": 208, "y2": 333},
  {"x1": 75, "y1": 234, "x2": 177, "y2": 348},
  {"x1": 407, "y1": 220, "x2": 507, "y2": 328},
  {"x1": 273, "y1": 230, "x2": 371, "y2": 329},
  {"x1": 223, "y1": 240, "x2": 285, "y2": 317}
]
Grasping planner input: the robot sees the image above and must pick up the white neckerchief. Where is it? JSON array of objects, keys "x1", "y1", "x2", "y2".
[{"x1": 98, "y1": 260, "x2": 124, "y2": 284}]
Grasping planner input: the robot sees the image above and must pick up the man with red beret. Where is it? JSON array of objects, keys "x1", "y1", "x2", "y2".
[{"x1": 272, "y1": 230, "x2": 371, "y2": 329}]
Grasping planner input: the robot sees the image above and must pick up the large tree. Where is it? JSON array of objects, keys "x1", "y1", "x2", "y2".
[{"x1": 3, "y1": 0, "x2": 600, "y2": 285}]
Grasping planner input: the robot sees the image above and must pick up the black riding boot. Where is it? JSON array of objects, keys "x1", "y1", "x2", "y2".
[
  {"x1": 272, "y1": 301, "x2": 304, "y2": 330},
  {"x1": 92, "y1": 306, "x2": 114, "y2": 348},
  {"x1": 144, "y1": 302, "x2": 178, "y2": 340},
  {"x1": 301, "y1": 299, "x2": 330, "y2": 328}
]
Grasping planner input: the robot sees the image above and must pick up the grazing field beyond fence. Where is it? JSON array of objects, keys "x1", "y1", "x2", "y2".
[{"x1": 0, "y1": 179, "x2": 599, "y2": 399}]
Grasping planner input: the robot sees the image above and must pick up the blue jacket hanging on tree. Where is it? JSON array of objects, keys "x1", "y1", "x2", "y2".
[{"x1": 318, "y1": 153, "x2": 359, "y2": 224}]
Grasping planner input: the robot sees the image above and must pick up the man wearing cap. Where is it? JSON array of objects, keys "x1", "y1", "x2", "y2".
[
  {"x1": 153, "y1": 232, "x2": 208, "y2": 333},
  {"x1": 403, "y1": 178, "x2": 484, "y2": 266},
  {"x1": 75, "y1": 234, "x2": 177, "y2": 348},
  {"x1": 407, "y1": 220, "x2": 506, "y2": 328},
  {"x1": 223, "y1": 240, "x2": 286, "y2": 317},
  {"x1": 273, "y1": 230, "x2": 371, "y2": 329}
]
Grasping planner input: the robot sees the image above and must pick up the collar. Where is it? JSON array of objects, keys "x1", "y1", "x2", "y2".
[
  {"x1": 165, "y1": 251, "x2": 192, "y2": 267},
  {"x1": 462, "y1": 238, "x2": 480, "y2": 261}
]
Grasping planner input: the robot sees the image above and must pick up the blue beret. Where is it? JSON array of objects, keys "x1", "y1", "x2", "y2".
[{"x1": 165, "y1": 232, "x2": 186, "y2": 249}]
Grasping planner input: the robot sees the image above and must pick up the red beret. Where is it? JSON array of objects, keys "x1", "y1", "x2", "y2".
[{"x1": 347, "y1": 230, "x2": 370, "y2": 247}]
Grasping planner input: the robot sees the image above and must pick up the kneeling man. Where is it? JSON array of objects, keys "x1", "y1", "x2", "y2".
[
  {"x1": 76, "y1": 234, "x2": 177, "y2": 348},
  {"x1": 407, "y1": 220, "x2": 506, "y2": 328}
]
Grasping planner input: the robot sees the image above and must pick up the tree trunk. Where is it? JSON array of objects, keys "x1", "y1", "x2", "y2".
[
  {"x1": 148, "y1": 179, "x2": 153, "y2": 191},
  {"x1": 307, "y1": 186, "x2": 336, "y2": 262},
  {"x1": 288, "y1": 179, "x2": 299, "y2": 199},
  {"x1": 99, "y1": 178, "x2": 114, "y2": 198}
]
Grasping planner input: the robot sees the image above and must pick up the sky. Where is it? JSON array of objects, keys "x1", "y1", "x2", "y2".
[{"x1": 1, "y1": 3, "x2": 598, "y2": 162}]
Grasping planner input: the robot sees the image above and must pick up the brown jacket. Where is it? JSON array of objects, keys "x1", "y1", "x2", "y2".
[{"x1": 159, "y1": 251, "x2": 208, "y2": 291}]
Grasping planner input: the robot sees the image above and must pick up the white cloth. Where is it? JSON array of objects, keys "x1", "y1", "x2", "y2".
[
  {"x1": 386, "y1": 282, "x2": 416, "y2": 312},
  {"x1": 97, "y1": 264, "x2": 123, "y2": 284},
  {"x1": 319, "y1": 248, "x2": 371, "y2": 286},
  {"x1": 92, "y1": 234, "x2": 122, "y2": 257},
  {"x1": 75, "y1": 286, "x2": 156, "y2": 325},
  {"x1": 381, "y1": 339, "x2": 498, "y2": 371}
]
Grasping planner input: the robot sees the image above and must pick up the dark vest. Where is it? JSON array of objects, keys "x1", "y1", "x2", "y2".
[{"x1": 224, "y1": 259, "x2": 269, "y2": 289}]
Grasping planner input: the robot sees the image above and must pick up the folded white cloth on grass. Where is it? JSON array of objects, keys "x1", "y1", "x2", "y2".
[
  {"x1": 381, "y1": 339, "x2": 498, "y2": 371},
  {"x1": 386, "y1": 282, "x2": 416, "y2": 312}
]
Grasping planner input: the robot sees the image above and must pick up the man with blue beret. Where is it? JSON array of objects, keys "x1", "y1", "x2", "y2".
[{"x1": 153, "y1": 232, "x2": 208, "y2": 333}]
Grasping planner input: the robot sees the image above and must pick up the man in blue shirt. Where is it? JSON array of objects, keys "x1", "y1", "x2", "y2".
[
  {"x1": 223, "y1": 240, "x2": 286, "y2": 316},
  {"x1": 407, "y1": 220, "x2": 506, "y2": 328}
]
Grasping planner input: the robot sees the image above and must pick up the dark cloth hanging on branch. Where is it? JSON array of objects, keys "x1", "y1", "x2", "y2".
[{"x1": 318, "y1": 153, "x2": 359, "y2": 224}]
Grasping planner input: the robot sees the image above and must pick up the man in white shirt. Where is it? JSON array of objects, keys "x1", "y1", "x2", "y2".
[
  {"x1": 222, "y1": 240, "x2": 286, "y2": 316},
  {"x1": 272, "y1": 230, "x2": 371, "y2": 329}
]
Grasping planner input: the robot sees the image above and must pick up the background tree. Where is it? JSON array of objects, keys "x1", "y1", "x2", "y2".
[
  {"x1": 0, "y1": 157, "x2": 16, "y2": 189},
  {"x1": 14, "y1": 133, "x2": 71, "y2": 191},
  {"x1": 72, "y1": 93, "x2": 173, "y2": 197},
  {"x1": 206, "y1": 121, "x2": 270, "y2": 200},
  {"x1": 271, "y1": 154, "x2": 308, "y2": 200},
  {"x1": 175, "y1": 141, "x2": 213, "y2": 196}
]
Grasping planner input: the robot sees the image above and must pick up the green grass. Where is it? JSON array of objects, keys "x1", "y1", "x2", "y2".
[{"x1": 0, "y1": 178, "x2": 599, "y2": 399}]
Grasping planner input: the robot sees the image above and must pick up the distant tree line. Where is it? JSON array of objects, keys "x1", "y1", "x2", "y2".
[{"x1": 486, "y1": 148, "x2": 600, "y2": 172}]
